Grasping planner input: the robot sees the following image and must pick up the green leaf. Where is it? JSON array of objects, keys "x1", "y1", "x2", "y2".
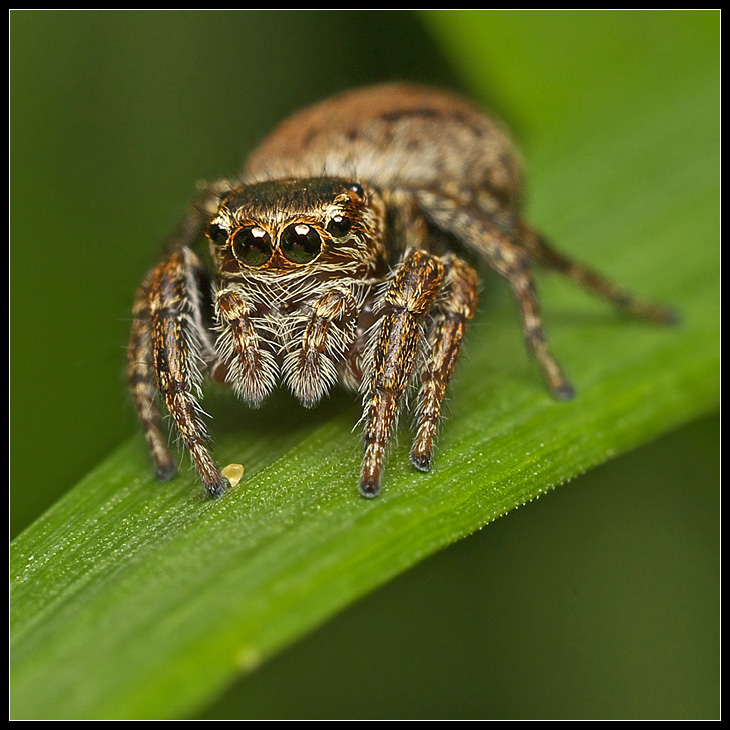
[{"x1": 10, "y1": 10, "x2": 719, "y2": 720}]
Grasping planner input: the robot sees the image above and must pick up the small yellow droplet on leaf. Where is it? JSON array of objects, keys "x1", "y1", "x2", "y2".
[{"x1": 222, "y1": 463, "x2": 244, "y2": 487}]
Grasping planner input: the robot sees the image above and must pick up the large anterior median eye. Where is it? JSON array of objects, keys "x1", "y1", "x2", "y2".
[
  {"x1": 231, "y1": 225, "x2": 273, "y2": 267},
  {"x1": 281, "y1": 223, "x2": 322, "y2": 264}
]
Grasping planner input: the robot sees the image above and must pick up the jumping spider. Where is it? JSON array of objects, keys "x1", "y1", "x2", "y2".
[{"x1": 128, "y1": 83, "x2": 675, "y2": 499}]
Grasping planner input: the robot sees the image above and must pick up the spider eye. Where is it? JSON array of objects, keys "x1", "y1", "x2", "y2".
[
  {"x1": 348, "y1": 182, "x2": 364, "y2": 198},
  {"x1": 231, "y1": 225, "x2": 273, "y2": 267},
  {"x1": 207, "y1": 222, "x2": 228, "y2": 245},
  {"x1": 281, "y1": 223, "x2": 322, "y2": 264},
  {"x1": 326, "y1": 214, "x2": 352, "y2": 238}
]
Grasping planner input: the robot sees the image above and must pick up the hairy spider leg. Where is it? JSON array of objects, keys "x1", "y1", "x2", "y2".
[
  {"x1": 410, "y1": 254, "x2": 479, "y2": 472},
  {"x1": 417, "y1": 189, "x2": 575, "y2": 400},
  {"x1": 359, "y1": 249, "x2": 446, "y2": 497},
  {"x1": 517, "y1": 225, "x2": 679, "y2": 325},
  {"x1": 129, "y1": 282, "x2": 177, "y2": 482},
  {"x1": 131, "y1": 248, "x2": 227, "y2": 498}
]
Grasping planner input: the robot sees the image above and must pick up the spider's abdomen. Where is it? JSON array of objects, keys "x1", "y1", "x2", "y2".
[{"x1": 242, "y1": 83, "x2": 524, "y2": 214}]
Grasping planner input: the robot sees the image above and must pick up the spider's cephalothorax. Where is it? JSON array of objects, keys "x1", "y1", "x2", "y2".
[
  {"x1": 206, "y1": 178, "x2": 387, "y2": 409},
  {"x1": 128, "y1": 83, "x2": 675, "y2": 499}
]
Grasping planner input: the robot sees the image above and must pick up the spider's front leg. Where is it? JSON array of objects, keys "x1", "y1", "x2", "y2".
[
  {"x1": 360, "y1": 250, "x2": 446, "y2": 497},
  {"x1": 128, "y1": 247, "x2": 227, "y2": 498},
  {"x1": 410, "y1": 255, "x2": 479, "y2": 472}
]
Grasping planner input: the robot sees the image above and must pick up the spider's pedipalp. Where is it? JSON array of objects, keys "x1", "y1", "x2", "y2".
[{"x1": 282, "y1": 284, "x2": 359, "y2": 407}]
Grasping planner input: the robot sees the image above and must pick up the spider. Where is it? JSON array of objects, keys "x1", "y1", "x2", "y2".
[{"x1": 128, "y1": 83, "x2": 675, "y2": 499}]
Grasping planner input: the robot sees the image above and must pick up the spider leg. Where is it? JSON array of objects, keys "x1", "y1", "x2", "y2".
[
  {"x1": 360, "y1": 249, "x2": 446, "y2": 497},
  {"x1": 128, "y1": 280, "x2": 176, "y2": 482},
  {"x1": 283, "y1": 285, "x2": 358, "y2": 407},
  {"x1": 417, "y1": 190, "x2": 575, "y2": 400},
  {"x1": 131, "y1": 247, "x2": 226, "y2": 498},
  {"x1": 410, "y1": 255, "x2": 479, "y2": 472},
  {"x1": 518, "y1": 224, "x2": 678, "y2": 324}
]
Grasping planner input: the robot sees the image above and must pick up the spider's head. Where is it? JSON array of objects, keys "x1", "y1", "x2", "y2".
[{"x1": 206, "y1": 177, "x2": 386, "y2": 280}]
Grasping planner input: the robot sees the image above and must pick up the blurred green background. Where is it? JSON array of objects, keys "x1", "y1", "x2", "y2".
[{"x1": 10, "y1": 10, "x2": 719, "y2": 719}]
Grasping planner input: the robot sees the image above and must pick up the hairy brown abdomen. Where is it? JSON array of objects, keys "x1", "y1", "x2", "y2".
[{"x1": 243, "y1": 83, "x2": 524, "y2": 212}]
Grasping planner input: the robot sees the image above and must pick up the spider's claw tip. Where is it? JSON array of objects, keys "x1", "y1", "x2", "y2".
[
  {"x1": 155, "y1": 462, "x2": 177, "y2": 482},
  {"x1": 205, "y1": 477, "x2": 228, "y2": 499},
  {"x1": 359, "y1": 478, "x2": 381, "y2": 499},
  {"x1": 552, "y1": 382, "x2": 575, "y2": 402},
  {"x1": 410, "y1": 451, "x2": 431, "y2": 472}
]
